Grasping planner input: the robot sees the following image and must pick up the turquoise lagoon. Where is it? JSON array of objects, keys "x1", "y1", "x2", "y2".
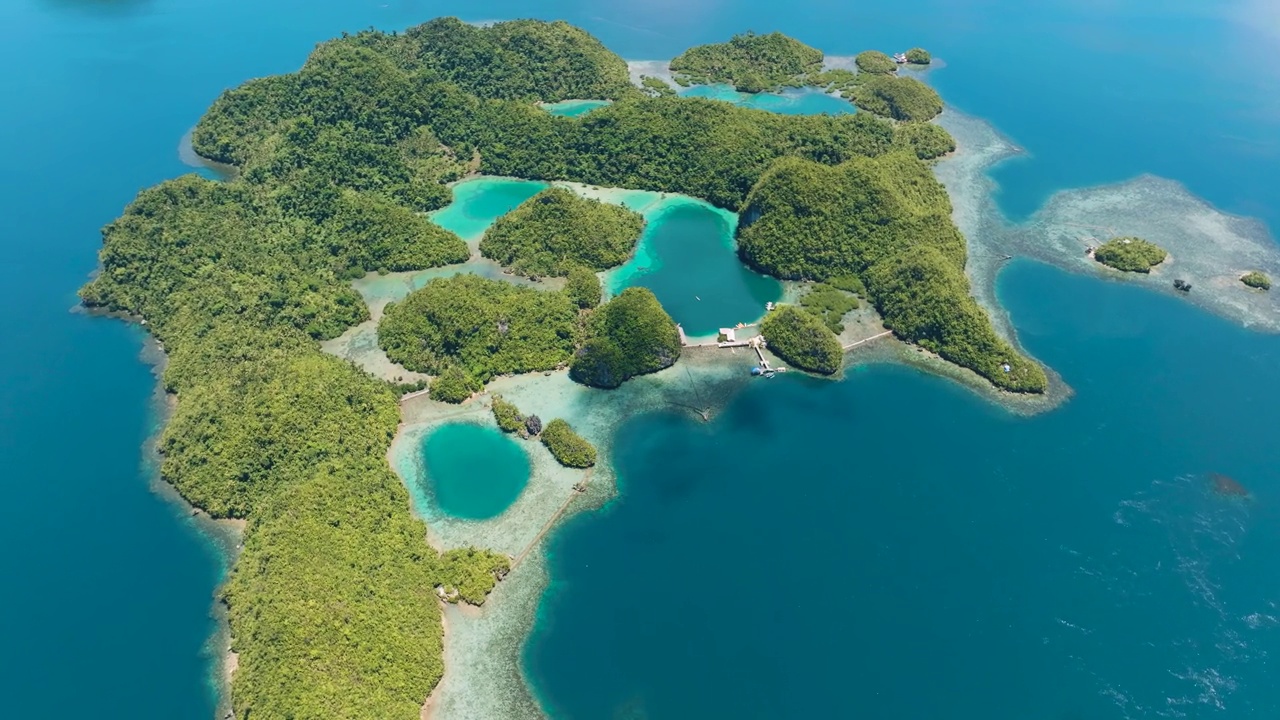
[
  {"x1": 422, "y1": 424, "x2": 530, "y2": 520},
  {"x1": 428, "y1": 177, "x2": 782, "y2": 337},
  {"x1": 6, "y1": 0, "x2": 1280, "y2": 718},
  {"x1": 541, "y1": 99, "x2": 612, "y2": 117},
  {"x1": 680, "y1": 82, "x2": 856, "y2": 115}
]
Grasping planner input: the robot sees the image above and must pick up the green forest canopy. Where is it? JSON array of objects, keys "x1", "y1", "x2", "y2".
[
  {"x1": 378, "y1": 274, "x2": 581, "y2": 381},
  {"x1": 1093, "y1": 236, "x2": 1168, "y2": 273},
  {"x1": 761, "y1": 305, "x2": 843, "y2": 375},
  {"x1": 479, "y1": 187, "x2": 645, "y2": 277},
  {"x1": 570, "y1": 287, "x2": 683, "y2": 389},
  {"x1": 83, "y1": 18, "x2": 1047, "y2": 719},
  {"x1": 669, "y1": 31, "x2": 824, "y2": 92}
]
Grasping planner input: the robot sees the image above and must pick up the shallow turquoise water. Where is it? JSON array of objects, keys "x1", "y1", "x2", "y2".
[
  {"x1": 5, "y1": 0, "x2": 1279, "y2": 717},
  {"x1": 681, "y1": 83, "x2": 857, "y2": 115},
  {"x1": 422, "y1": 424, "x2": 530, "y2": 520},
  {"x1": 541, "y1": 99, "x2": 612, "y2": 117},
  {"x1": 430, "y1": 176, "x2": 548, "y2": 241},
  {"x1": 607, "y1": 199, "x2": 782, "y2": 337}
]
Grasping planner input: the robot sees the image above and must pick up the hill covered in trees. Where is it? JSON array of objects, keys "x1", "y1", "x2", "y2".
[
  {"x1": 480, "y1": 188, "x2": 645, "y2": 277},
  {"x1": 669, "y1": 31, "x2": 824, "y2": 92},
  {"x1": 761, "y1": 306, "x2": 843, "y2": 375},
  {"x1": 377, "y1": 274, "x2": 580, "y2": 382},
  {"x1": 84, "y1": 18, "x2": 1047, "y2": 720},
  {"x1": 570, "y1": 288, "x2": 682, "y2": 388},
  {"x1": 737, "y1": 154, "x2": 1046, "y2": 392},
  {"x1": 1093, "y1": 237, "x2": 1167, "y2": 273}
]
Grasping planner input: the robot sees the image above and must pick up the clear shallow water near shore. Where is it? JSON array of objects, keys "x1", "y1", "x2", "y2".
[{"x1": 5, "y1": 1, "x2": 1280, "y2": 719}]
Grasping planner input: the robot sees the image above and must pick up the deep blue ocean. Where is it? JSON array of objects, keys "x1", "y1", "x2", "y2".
[{"x1": 2, "y1": 1, "x2": 1277, "y2": 718}]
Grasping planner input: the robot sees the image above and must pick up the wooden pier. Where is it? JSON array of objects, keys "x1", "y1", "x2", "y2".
[{"x1": 842, "y1": 330, "x2": 893, "y2": 351}]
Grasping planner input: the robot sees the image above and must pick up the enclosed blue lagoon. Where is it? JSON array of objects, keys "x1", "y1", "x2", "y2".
[
  {"x1": 541, "y1": 99, "x2": 612, "y2": 117},
  {"x1": 430, "y1": 177, "x2": 549, "y2": 242},
  {"x1": 422, "y1": 423, "x2": 531, "y2": 520},
  {"x1": 681, "y1": 83, "x2": 857, "y2": 115},
  {"x1": 606, "y1": 198, "x2": 782, "y2": 337}
]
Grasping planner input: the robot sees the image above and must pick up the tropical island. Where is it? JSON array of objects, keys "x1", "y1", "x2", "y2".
[
  {"x1": 669, "y1": 31, "x2": 824, "y2": 92},
  {"x1": 80, "y1": 16, "x2": 1046, "y2": 719},
  {"x1": 479, "y1": 187, "x2": 645, "y2": 277},
  {"x1": 1093, "y1": 236, "x2": 1168, "y2": 273},
  {"x1": 1241, "y1": 271, "x2": 1271, "y2": 291}
]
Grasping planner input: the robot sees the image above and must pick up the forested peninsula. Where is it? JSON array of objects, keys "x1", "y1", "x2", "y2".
[{"x1": 82, "y1": 17, "x2": 1045, "y2": 719}]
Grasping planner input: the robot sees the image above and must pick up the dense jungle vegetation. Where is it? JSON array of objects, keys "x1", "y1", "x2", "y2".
[
  {"x1": 1093, "y1": 237, "x2": 1168, "y2": 273},
  {"x1": 378, "y1": 274, "x2": 580, "y2": 382},
  {"x1": 541, "y1": 419, "x2": 598, "y2": 468},
  {"x1": 906, "y1": 48, "x2": 932, "y2": 64},
  {"x1": 761, "y1": 306, "x2": 844, "y2": 375},
  {"x1": 851, "y1": 75, "x2": 943, "y2": 122},
  {"x1": 894, "y1": 122, "x2": 955, "y2": 160},
  {"x1": 480, "y1": 187, "x2": 645, "y2": 277},
  {"x1": 669, "y1": 31, "x2": 824, "y2": 92},
  {"x1": 570, "y1": 287, "x2": 682, "y2": 389},
  {"x1": 84, "y1": 18, "x2": 1047, "y2": 719},
  {"x1": 738, "y1": 155, "x2": 1047, "y2": 392}
]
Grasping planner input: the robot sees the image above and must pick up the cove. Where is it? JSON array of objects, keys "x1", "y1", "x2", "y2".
[
  {"x1": 421, "y1": 423, "x2": 530, "y2": 520},
  {"x1": 681, "y1": 83, "x2": 856, "y2": 115},
  {"x1": 430, "y1": 177, "x2": 549, "y2": 241},
  {"x1": 606, "y1": 198, "x2": 782, "y2": 337}
]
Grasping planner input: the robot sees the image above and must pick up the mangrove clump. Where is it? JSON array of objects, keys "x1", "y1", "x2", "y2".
[
  {"x1": 378, "y1": 274, "x2": 580, "y2": 382},
  {"x1": 491, "y1": 396, "x2": 525, "y2": 433},
  {"x1": 541, "y1": 418, "x2": 597, "y2": 468},
  {"x1": 855, "y1": 50, "x2": 898, "y2": 75},
  {"x1": 906, "y1": 48, "x2": 931, "y2": 65}
]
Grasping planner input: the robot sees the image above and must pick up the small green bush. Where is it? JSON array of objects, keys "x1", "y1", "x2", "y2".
[
  {"x1": 761, "y1": 305, "x2": 843, "y2": 375},
  {"x1": 1241, "y1": 271, "x2": 1271, "y2": 290},
  {"x1": 491, "y1": 396, "x2": 525, "y2": 433},
  {"x1": 1093, "y1": 237, "x2": 1167, "y2": 273},
  {"x1": 826, "y1": 274, "x2": 867, "y2": 296},
  {"x1": 541, "y1": 418, "x2": 597, "y2": 468},
  {"x1": 430, "y1": 364, "x2": 480, "y2": 403}
]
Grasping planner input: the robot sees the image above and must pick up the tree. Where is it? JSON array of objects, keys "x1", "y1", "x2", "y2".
[{"x1": 565, "y1": 266, "x2": 603, "y2": 308}]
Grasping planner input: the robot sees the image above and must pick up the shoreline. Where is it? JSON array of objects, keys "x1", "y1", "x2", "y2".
[
  {"x1": 138, "y1": 52, "x2": 1280, "y2": 719},
  {"x1": 133, "y1": 325, "x2": 245, "y2": 720}
]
